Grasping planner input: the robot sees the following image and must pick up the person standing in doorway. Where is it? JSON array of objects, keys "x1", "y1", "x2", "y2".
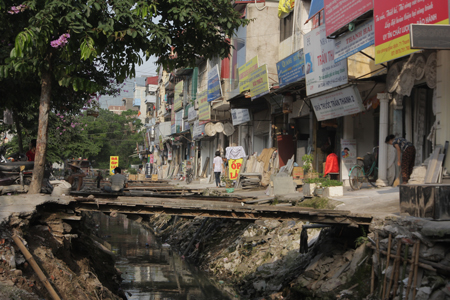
[
  {"x1": 213, "y1": 151, "x2": 223, "y2": 188},
  {"x1": 385, "y1": 135, "x2": 416, "y2": 183}
]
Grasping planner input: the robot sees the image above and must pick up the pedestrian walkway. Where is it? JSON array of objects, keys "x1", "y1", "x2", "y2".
[{"x1": 330, "y1": 186, "x2": 400, "y2": 218}]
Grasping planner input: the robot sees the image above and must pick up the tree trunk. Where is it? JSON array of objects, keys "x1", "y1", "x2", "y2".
[
  {"x1": 28, "y1": 70, "x2": 52, "y2": 194},
  {"x1": 13, "y1": 110, "x2": 23, "y2": 153}
]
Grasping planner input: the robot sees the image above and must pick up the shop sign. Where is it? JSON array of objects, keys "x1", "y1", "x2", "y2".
[
  {"x1": 197, "y1": 90, "x2": 210, "y2": 124},
  {"x1": 188, "y1": 105, "x2": 197, "y2": 122},
  {"x1": 311, "y1": 85, "x2": 364, "y2": 121},
  {"x1": 207, "y1": 64, "x2": 222, "y2": 102},
  {"x1": 324, "y1": 0, "x2": 372, "y2": 37},
  {"x1": 374, "y1": 0, "x2": 449, "y2": 64},
  {"x1": 170, "y1": 104, "x2": 176, "y2": 134},
  {"x1": 229, "y1": 158, "x2": 243, "y2": 180},
  {"x1": 334, "y1": 20, "x2": 374, "y2": 63},
  {"x1": 109, "y1": 156, "x2": 119, "y2": 175},
  {"x1": 304, "y1": 24, "x2": 348, "y2": 96},
  {"x1": 410, "y1": 24, "x2": 450, "y2": 49},
  {"x1": 174, "y1": 81, "x2": 183, "y2": 111},
  {"x1": 231, "y1": 108, "x2": 251, "y2": 126},
  {"x1": 193, "y1": 120, "x2": 205, "y2": 140},
  {"x1": 276, "y1": 49, "x2": 306, "y2": 87},
  {"x1": 175, "y1": 110, "x2": 183, "y2": 133},
  {"x1": 340, "y1": 139, "x2": 357, "y2": 180},
  {"x1": 238, "y1": 56, "x2": 259, "y2": 93},
  {"x1": 249, "y1": 64, "x2": 270, "y2": 100}
]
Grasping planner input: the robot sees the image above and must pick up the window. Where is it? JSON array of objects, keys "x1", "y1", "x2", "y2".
[{"x1": 280, "y1": 12, "x2": 294, "y2": 42}]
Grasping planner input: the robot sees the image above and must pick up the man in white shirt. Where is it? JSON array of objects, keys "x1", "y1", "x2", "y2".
[{"x1": 213, "y1": 151, "x2": 223, "y2": 188}]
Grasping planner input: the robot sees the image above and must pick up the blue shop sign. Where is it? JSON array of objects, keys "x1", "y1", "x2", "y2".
[
  {"x1": 276, "y1": 49, "x2": 305, "y2": 88},
  {"x1": 207, "y1": 65, "x2": 222, "y2": 102}
]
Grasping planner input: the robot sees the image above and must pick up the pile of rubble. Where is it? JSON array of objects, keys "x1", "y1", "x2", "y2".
[
  {"x1": 0, "y1": 209, "x2": 125, "y2": 299},
  {"x1": 148, "y1": 212, "x2": 450, "y2": 300}
]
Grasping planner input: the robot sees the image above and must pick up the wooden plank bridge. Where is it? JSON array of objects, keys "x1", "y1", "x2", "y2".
[{"x1": 68, "y1": 193, "x2": 372, "y2": 226}]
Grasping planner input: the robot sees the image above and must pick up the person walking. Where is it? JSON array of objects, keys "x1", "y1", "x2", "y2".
[
  {"x1": 385, "y1": 135, "x2": 416, "y2": 183},
  {"x1": 213, "y1": 151, "x2": 223, "y2": 188}
]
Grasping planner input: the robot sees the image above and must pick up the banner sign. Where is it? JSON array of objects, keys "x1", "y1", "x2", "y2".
[
  {"x1": 228, "y1": 158, "x2": 243, "y2": 180},
  {"x1": 193, "y1": 120, "x2": 206, "y2": 140},
  {"x1": 188, "y1": 106, "x2": 197, "y2": 122},
  {"x1": 311, "y1": 86, "x2": 364, "y2": 121},
  {"x1": 170, "y1": 104, "x2": 176, "y2": 134},
  {"x1": 340, "y1": 139, "x2": 357, "y2": 181},
  {"x1": 324, "y1": 0, "x2": 373, "y2": 37},
  {"x1": 334, "y1": 20, "x2": 374, "y2": 62},
  {"x1": 174, "y1": 81, "x2": 183, "y2": 111},
  {"x1": 231, "y1": 108, "x2": 251, "y2": 126},
  {"x1": 304, "y1": 24, "x2": 348, "y2": 96},
  {"x1": 249, "y1": 64, "x2": 270, "y2": 100},
  {"x1": 207, "y1": 64, "x2": 222, "y2": 102},
  {"x1": 109, "y1": 156, "x2": 119, "y2": 175},
  {"x1": 276, "y1": 49, "x2": 306, "y2": 87},
  {"x1": 175, "y1": 110, "x2": 183, "y2": 133},
  {"x1": 197, "y1": 90, "x2": 211, "y2": 124},
  {"x1": 374, "y1": 0, "x2": 449, "y2": 64},
  {"x1": 238, "y1": 56, "x2": 258, "y2": 93}
]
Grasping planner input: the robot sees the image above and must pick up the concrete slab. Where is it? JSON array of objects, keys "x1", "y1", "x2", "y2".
[
  {"x1": 0, "y1": 194, "x2": 73, "y2": 225},
  {"x1": 273, "y1": 177, "x2": 296, "y2": 196}
]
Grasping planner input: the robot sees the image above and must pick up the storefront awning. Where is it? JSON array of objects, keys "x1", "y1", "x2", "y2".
[{"x1": 305, "y1": 0, "x2": 324, "y2": 24}]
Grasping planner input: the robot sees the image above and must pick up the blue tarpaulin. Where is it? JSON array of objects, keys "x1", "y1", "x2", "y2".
[{"x1": 133, "y1": 98, "x2": 141, "y2": 107}]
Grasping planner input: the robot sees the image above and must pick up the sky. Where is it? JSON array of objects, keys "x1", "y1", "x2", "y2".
[{"x1": 98, "y1": 55, "x2": 158, "y2": 109}]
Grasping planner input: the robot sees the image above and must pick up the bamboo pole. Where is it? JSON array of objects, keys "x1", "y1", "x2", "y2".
[
  {"x1": 412, "y1": 241, "x2": 421, "y2": 299},
  {"x1": 382, "y1": 234, "x2": 392, "y2": 300},
  {"x1": 405, "y1": 242, "x2": 418, "y2": 300},
  {"x1": 367, "y1": 244, "x2": 436, "y2": 272},
  {"x1": 386, "y1": 240, "x2": 402, "y2": 299},
  {"x1": 12, "y1": 235, "x2": 61, "y2": 300}
]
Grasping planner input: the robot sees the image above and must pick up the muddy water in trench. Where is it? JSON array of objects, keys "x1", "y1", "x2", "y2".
[{"x1": 93, "y1": 212, "x2": 230, "y2": 300}]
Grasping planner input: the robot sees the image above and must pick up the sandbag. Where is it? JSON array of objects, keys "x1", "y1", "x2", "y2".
[{"x1": 50, "y1": 180, "x2": 71, "y2": 196}]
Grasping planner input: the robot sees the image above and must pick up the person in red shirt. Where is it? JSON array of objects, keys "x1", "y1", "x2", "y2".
[{"x1": 26, "y1": 139, "x2": 36, "y2": 161}]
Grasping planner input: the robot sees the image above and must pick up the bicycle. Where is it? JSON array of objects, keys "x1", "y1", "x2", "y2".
[{"x1": 348, "y1": 147, "x2": 378, "y2": 190}]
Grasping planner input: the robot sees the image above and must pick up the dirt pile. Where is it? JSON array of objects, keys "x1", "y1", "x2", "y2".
[{"x1": 0, "y1": 205, "x2": 125, "y2": 299}]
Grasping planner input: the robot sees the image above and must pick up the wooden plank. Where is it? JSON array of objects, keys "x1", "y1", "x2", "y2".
[
  {"x1": 425, "y1": 146, "x2": 443, "y2": 183},
  {"x1": 431, "y1": 154, "x2": 445, "y2": 183}
]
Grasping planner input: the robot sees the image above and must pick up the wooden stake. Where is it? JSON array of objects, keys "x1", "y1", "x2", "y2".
[
  {"x1": 405, "y1": 242, "x2": 418, "y2": 300},
  {"x1": 377, "y1": 233, "x2": 383, "y2": 298},
  {"x1": 392, "y1": 240, "x2": 405, "y2": 299},
  {"x1": 382, "y1": 234, "x2": 392, "y2": 299},
  {"x1": 12, "y1": 234, "x2": 61, "y2": 300},
  {"x1": 387, "y1": 240, "x2": 402, "y2": 299},
  {"x1": 399, "y1": 244, "x2": 410, "y2": 299},
  {"x1": 412, "y1": 241, "x2": 421, "y2": 299}
]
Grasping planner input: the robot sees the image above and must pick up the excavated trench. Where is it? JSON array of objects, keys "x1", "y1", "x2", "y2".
[{"x1": 1, "y1": 201, "x2": 449, "y2": 300}]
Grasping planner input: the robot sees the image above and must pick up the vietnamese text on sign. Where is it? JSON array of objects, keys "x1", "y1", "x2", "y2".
[
  {"x1": 374, "y1": 0, "x2": 449, "y2": 64},
  {"x1": 207, "y1": 65, "x2": 222, "y2": 102},
  {"x1": 311, "y1": 86, "x2": 364, "y2": 121},
  {"x1": 334, "y1": 20, "x2": 374, "y2": 62},
  {"x1": 249, "y1": 64, "x2": 270, "y2": 100},
  {"x1": 276, "y1": 49, "x2": 306, "y2": 87},
  {"x1": 324, "y1": 0, "x2": 373, "y2": 37},
  {"x1": 238, "y1": 56, "x2": 258, "y2": 93}
]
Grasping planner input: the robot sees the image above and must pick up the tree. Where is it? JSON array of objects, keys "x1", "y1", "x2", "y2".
[{"x1": 0, "y1": 0, "x2": 249, "y2": 193}]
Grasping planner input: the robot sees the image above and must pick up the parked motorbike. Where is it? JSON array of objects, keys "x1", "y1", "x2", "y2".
[{"x1": 0, "y1": 145, "x2": 34, "y2": 186}]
